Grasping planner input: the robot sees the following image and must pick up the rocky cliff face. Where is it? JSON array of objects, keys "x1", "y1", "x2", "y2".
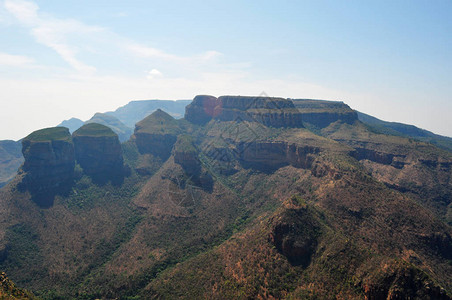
[
  {"x1": 21, "y1": 127, "x2": 75, "y2": 207},
  {"x1": 173, "y1": 135, "x2": 200, "y2": 174},
  {"x1": 184, "y1": 95, "x2": 220, "y2": 125},
  {"x1": 293, "y1": 99, "x2": 358, "y2": 128},
  {"x1": 73, "y1": 123, "x2": 124, "y2": 183},
  {"x1": 185, "y1": 95, "x2": 304, "y2": 128},
  {"x1": 236, "y1": 141, "x2": 320, "y2": 173},
  {"x1": 134, "y1": 109, "x2": 181, "y2": 160}
]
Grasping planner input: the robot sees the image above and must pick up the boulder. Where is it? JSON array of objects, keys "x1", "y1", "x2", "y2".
[{"x1": 21, "y1": 127, "x2": 75, "y2": 207}]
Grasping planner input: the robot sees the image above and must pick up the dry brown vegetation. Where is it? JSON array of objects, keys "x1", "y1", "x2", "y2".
[{"x1": 0, "y1": 102, "x2": 451, "y2": 299}]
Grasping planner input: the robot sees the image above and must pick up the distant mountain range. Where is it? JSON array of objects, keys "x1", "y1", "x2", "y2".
[
  {"x1": 357, "y1": 111, "x2": 452, "y2": 152},
  {"x1": 1, "y1": 95, "x2": 451, "y2": 299},
  {"x1": 1, "y1": 98, "x2": 451, "y2": 189}
]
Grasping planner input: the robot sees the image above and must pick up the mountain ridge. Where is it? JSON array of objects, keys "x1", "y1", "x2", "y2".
[{"x1": 0, "y1": 95, "x2": 451, "y2": 299}]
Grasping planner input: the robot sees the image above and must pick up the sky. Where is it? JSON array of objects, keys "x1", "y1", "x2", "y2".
[{"x1": 0, "y1": 0, "x2": 451, "y2": 140}]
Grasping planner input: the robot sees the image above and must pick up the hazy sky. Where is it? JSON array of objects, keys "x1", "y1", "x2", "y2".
[{"x1": 1, "y1": 0, "x2": 451, "y2": 140}]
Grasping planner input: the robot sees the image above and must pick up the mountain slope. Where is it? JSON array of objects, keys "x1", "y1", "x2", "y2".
[
  {"x1": 107, "y1": 99, "x2": 191, "y2": 128},
  {"x1": 0, "y1": 272, "x2": 36, "y2": 299},
  {"x1": 357, "y1": 111, "x2": 452, "y2": 152},
  {"x1": 0, "y1": 141, "x2": 23, "y2": 188},
  {"x1": 85, "y1": 113, "x2": 133, "y2": 142},
  {"x1": 0, "y1": 95, "x2": 451, "y2": 299},
  {"x1": 57, "y1": 118, "x2": 84, "y2": 134}
]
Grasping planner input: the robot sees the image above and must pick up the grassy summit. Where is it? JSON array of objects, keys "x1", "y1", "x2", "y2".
[
  {"x1": 292, "y1": 99, "x2": 354, "y2": 114},
  {"x1": 23, "y1": 127, "x2": 72, "y2": 142},
  {"x1": 135, "y1": 109, "x2": 181, "y2": 135},
  {"x1": 73, "y1": 123, "x2": 117, "y2": 137}
]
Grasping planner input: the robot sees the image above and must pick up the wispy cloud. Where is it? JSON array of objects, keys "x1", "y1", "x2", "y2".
[
  {"x1": 4, "y1": 0, "x2": 101, "y2": 73},
  {"x1": 0, "y1": 51, "x2": 34, "y2": 66},
  {"x1": 127, "y1": 43, "x2": 222, "y2": 64},
  {"x1": 3, "y1": 0, "x2": 224, "y2": 75}
]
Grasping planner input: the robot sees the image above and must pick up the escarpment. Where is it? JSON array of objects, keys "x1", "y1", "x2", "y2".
[
  {"x1": 21, "y1": 127, "x2": 75, "y2": 207},
  {"x1": 185, "y1": 95, "x2": 304, "y2": 128},
  {"x1": 237, "y1": 141, "x2": 320, "y2": 172},
  {"x1": 293, "y1": 99, "x2": 358, "y2": 128},
  {"x1": 134, "y1": 109, "x2": 181, "y2": 160},
  {"x1": 184, "y1": 95, "x2": 220, "y2": 125},
  {"x1": 73, "y1": 123, "x2": 125, "y2": 183}
]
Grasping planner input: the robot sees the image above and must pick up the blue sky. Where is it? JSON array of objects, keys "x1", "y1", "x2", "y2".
[{"x1": 1, "y1": 0, "x2": 451, "y2": 140}]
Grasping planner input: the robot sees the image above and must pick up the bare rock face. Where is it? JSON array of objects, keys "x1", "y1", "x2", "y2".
[
  {"x1": 73, "y1": 123, "x2": 124, "y2": 183},
  {"x1": 134, "y1": 109, "x2": 181, "y2": 160},
  {"x1": 173, "y1": 135, "x2": 200, "y2": 174},
  {"x1": 21, "y1": 127, "x2": 75, "y2": 207},
  {"x1": 185, "y1": 95, "x2": 304, "y2": 128},
  {"x1": 184, "y1": 95, "x2": 220, "y2": 125},
  {"x1": 292, "y1": 99, "x2": 358, "y2": 128},
  {"x1": 237, "y1": 141, "x2": 320, "y2": 172},
  {"x1": 173, "y1": 135, "x2": 213, "y2": 191}
]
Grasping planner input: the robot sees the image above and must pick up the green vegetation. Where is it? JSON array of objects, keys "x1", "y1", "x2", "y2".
[
  {"x1": 73, "y1": 123, "x2": 117, "y2": 137},
  {"x1": 0, "y1": 140, "x2": 23, "y2": 187},
  {"x1": 292, "y1": 99, "x2": 354, "y2": 114},
  {"x1": 23, "y1": 127, "x2": 72, "y2": 142},
  {"x1": 135, "y1": 109, "x2": 181, "y2": 135},
  {"x1": 85, "y1": 113, "x2": 132, "y2": 142},
  {"x1": 0, "y1": 271, "x2": 36, "y2": 299},
  {"x1": 0, "y1": 224, "x2": 45, "y2": 287},
  {"x1": 1, "y1": 97, "x2": 451, "y2": 299},
  {"x1": 173, "y1": 134, "x2": 197, "y2": 153},
  {"x1": 357, "y1": 110, "x2": 452, "y2": 152}
]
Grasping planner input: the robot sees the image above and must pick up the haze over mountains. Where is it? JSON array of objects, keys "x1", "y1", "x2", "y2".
[
  {"x1": 1, "y1": 97, "x2": 451, "y2": 189},
  {"x1": 0, "y1": 95, "x2": 451, "y2": 299}
]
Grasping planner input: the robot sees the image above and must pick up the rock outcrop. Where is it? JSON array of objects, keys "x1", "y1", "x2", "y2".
[
  {"x1": 21, "y1": 127, "x2": 75, "y2": 207},
  {"x1": 184, "y1": 95, "x2": 220, "y2": 125},
  {"x1": 236, "y1": 141, "x2": 320, "y2": 172},
  {"x1": 173, "y1": 135, "x2": 213, "y2": 191},
  {"x1": 173, "y1": 135, "x2": 200, "y2": 174},
  {"x1": 134, "y1": 109, "x2": 181, "y2": 160},
  {"x1": 73, "y1": 123, "x2": 124, "y2": 183},
  {"x1": 185, "y1": 95, "x2": 304, "y2": 128},
  {"x1": 292, "y1": 99, "x2": 358, "y2": 128}
]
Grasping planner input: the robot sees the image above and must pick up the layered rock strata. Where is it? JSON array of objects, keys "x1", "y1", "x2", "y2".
[
  {"x1": 292, "y1": 99, "x2": 358, "y2": 128},
  {"x1": 73, "y1": 123, "x2": 124, "y2": 182},
  {"x1": 21, "y1": 127, "x2": 75, "y2": 207},
  {"x1": 185, "y1": 95, "x2": 304, "y2": 128}
]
